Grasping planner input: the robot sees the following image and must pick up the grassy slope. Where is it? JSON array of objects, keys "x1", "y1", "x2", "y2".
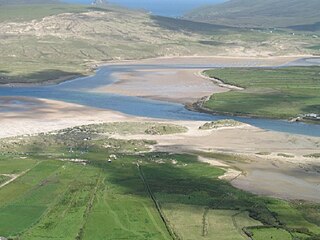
[
  {"x1": 0, "y1": 4, "x2": 319, "y2": 84},
  {"x1": 0, "y1": 4, "x2": 93, "y2": 22},
  {"x1": 203, "y1": 67, "x2": 320, "y2": 119},
  {"x1": 184, "y1": 0, "x2": 320, "y2": 29},
  {"x1": 0, "y1": 123, "x2": 320, "y2": 239},
  {"x1": 0, "y1": 0, "x2": 61, "y2": 5}
]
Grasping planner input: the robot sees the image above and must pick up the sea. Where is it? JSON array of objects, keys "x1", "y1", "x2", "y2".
[{"x1": 63, "y1": 0, "x2": 226, "y2": 17}]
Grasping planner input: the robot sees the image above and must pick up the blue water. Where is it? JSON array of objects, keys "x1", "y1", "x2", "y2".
[
  {"x1": 0, "y1": 60, "x2": 320, "y2": 137},
  {"x1": 63, "y1": 0, "x2": 226, "y2": 17}
]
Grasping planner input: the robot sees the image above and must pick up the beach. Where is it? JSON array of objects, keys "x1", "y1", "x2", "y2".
[{"x1": 1, "y1": 56, "x2": 319, "y2": 203}]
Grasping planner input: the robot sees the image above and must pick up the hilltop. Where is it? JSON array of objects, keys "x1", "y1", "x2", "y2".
[{"x1": 185, "y1": 0, "x2": 320, "y2": 29}]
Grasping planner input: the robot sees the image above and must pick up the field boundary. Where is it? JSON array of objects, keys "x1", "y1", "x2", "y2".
[
  {"x1": 137, "y1": 163, "x2": 180, "y2": 240},
  {"x1": 0, "y1": 168, "x2": 32, "y2": 189},
  {"x1": 202, "y1": 207, "x2": 209, "y2": 237},
  {"x1": 76, "y1": 174, "x2": 104, "y2": 240}
]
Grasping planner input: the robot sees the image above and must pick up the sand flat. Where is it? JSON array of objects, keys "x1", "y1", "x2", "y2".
[
  {"x1": 95, "y1": 56, "x2": 306, "y2": 104},
  {"x1": 97, "y1": 69, "x2": 228, "y2": 104},
  {"x1": 0, "y1": 96, "x2": 133, "y2": 139}
]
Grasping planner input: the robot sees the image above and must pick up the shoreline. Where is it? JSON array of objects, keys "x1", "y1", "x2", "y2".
[
  {"x1": 188, "y1": 96, "x2": 320, "y2": 125},
  {"x1": 0, "y1": 96, "x2": 319, "y2": 202},
  {"x1": 190, "y1": 70, "x2": 320, "y2": 125},
  {"x1": 0, "y1": 55, "x2": 313, "y2": 87},
  {"x1": 196, "y1": 71, "x2": 244, "y2": 90},
  {"x1": 0, "y1": 73, "x2": 87, "y2": 88}
]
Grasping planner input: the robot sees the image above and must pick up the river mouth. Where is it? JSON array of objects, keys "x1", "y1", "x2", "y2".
[{"x1": 0, "y1": 57, "x2": 319, "y2": 137}]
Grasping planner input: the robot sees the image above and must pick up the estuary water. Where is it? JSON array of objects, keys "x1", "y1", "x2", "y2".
[
  {"x1": 0, "y1": 58, "x2": 320, "y2": 137},
  {"x1": 64, "y1": 0, "x2": 226, "y2": 17}
]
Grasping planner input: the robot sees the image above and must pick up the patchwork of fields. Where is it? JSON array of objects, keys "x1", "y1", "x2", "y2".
[
  {"x1": 203, "y1": 67, "x2": 320, "y2": 120},
  {"x1": 0, "y1": 122, "x2": 320, "y2": 239}
]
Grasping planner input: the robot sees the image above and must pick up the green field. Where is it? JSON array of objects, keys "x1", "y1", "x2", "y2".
[
  {"x1": 162, "y1": 205, "x2": 261, "y2": 240},
  {"x1": 250, "y1": 227, "x2": 292, "y2": 240},
  {"x1": 0, "y1": 123, "x2": 320, "y2": 239},
  {"x1": 203, "y1": 67, "x2": 320, "y2": 119},
  {"x1": 0, "y1": 175, "x2": 10, "y2": 185}
]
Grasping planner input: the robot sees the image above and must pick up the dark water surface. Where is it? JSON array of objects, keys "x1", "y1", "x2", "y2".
[{"x1": 0, "y1": 59, "x2": 320, "y2": 137}]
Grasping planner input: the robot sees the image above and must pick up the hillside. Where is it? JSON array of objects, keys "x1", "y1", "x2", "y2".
[
  {"x1": 0, "y1": 4, "x2": 319, "y2": 84},
  {"x1": 0, "y1": 0, "x2": 61, "y2": 5},
  {"x1": 185, "y1": 0, "x2": 320, "y2": 29}
]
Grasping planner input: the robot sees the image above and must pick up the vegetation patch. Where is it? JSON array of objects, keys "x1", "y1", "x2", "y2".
[
  {"x1": 196, "y1": 151, "x2": 250, "y2": 164},
  {"x1": 304, "y1": 153, "x2": 320, "y2": 158},
  {"x1": 277, "y1": 153, "x2": 294, "y2": 158},
  {"x1": 308, "y1": 45, "x2": 320, "y2": 50},
  {"x1": 80, "y1": 122, "x2": 188, "y2": 135},
  {"x1": 203, "y1": 67, "x2": 320, "y2": 120},
  {"x1": 199, "y1": 119, "x2": 244, "y2": 130},
  {"x1": 0, "y1": 175, "x2": 10, "y2": 185},
  {"x1": 249, "y1": 227, "x2": 292, "y2": 240},
  {"x1": 256, "y1": 152, "x2": 272, "y2": 156}
]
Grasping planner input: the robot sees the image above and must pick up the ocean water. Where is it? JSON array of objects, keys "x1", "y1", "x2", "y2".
[{"x1": 63, "y1": 0, "x2": 226, "y2": 17}]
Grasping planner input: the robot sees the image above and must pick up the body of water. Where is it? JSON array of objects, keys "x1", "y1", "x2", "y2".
[
  {"x1": 64, "y1": 0, "x2": 226, "y2": 17},
  {"x1": 0, "y1": 58, "x2": 320, "y2": 137}
]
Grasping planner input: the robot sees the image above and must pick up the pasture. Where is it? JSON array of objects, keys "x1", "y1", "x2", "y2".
[
  {"x1": 203, "y1": 67, "x2": 320, "y2": 120},
  {"x1": 0, "y1": 122, "x2": 319, "y2": 239}
]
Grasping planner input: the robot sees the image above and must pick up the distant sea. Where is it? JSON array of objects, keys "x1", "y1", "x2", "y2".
[{"x1": 63, "y1": 0, "x2": 226, "y2": 17}]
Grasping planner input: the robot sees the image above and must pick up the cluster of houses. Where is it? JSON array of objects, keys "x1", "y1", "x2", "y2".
[
  {"x1": 302, "y1": 113, "x2": 320, "y2": 121},
  {"x1": 292, "y1": 113, "x2": 320, "y2": 122}
]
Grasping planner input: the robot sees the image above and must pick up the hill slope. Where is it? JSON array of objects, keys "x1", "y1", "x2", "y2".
[
  {"x1": 0, "y1": 0, "x2": 61, "y2": 5},
  {"x1": 185, "y1": 0, "x2": 320, "y2": 29},
  {"x1": 0, "y1": 4, "x2": 318, "y2": 84}
]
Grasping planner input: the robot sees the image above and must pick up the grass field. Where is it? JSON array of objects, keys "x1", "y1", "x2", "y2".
[
  {"x1": 0, "y1": 123, "x2": 320, "y2": 239},
  {"x1": 203, "y1": 67, "x2": 320, "y2": 119},
  {"x1": 162, "y1": 204, "x2": 261, "y2": 240},
  {"x1": 0, "y1": 175, "x2": 10, "y2": 185},
  {"x1": 250, "y1": 227, "x2": 292, "y2": 240}
]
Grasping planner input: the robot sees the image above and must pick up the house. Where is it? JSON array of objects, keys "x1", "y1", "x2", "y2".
[{"x1": 303, "y1": 113, "x2": 320, "y2": 120}]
